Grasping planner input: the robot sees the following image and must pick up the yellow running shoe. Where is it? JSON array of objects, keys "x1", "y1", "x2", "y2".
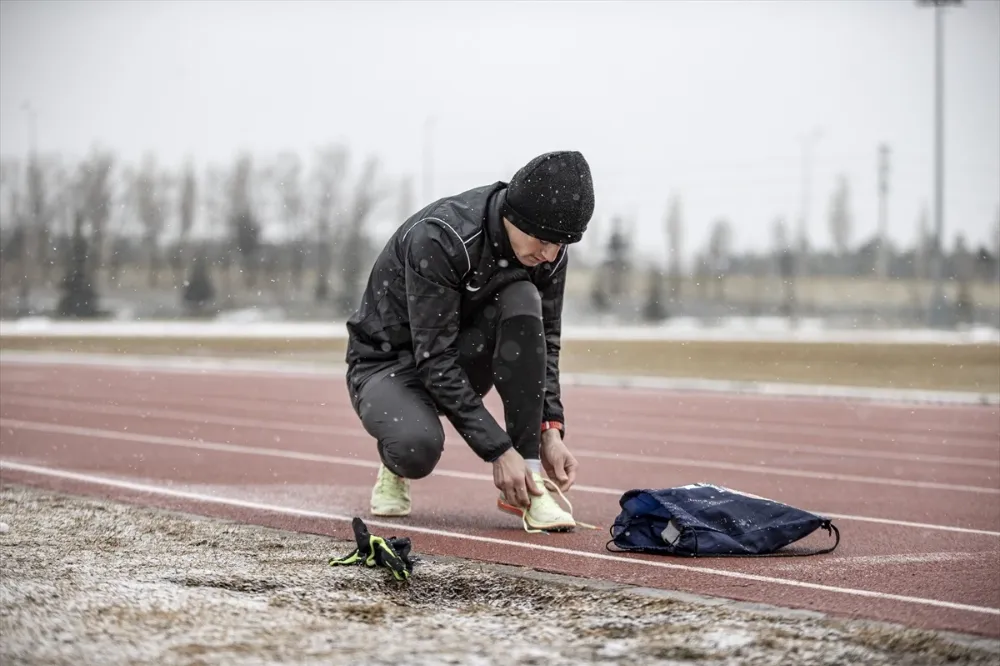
[
  {"x1": 370, "y1": 463, "x2": 411, "y2": 517},
  {"x1": 497, "y1": 472, "x2": 578, "y2": 533}
]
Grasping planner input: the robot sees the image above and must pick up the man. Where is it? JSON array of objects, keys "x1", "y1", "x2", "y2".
[{"x1": 344, "y1": 150, "x2": 594, "y2": 532}]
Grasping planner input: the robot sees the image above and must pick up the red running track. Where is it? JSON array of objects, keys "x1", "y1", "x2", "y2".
[{"x1": 1, "y1": 357, "x2": 998, "y2": 638}]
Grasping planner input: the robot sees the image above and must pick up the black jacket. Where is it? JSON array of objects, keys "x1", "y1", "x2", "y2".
[{"x1": 345, "y1": 182, "x2": 568, "y2": 463}]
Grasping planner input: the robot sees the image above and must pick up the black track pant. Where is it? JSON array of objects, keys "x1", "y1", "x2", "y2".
[{"x1": 347, "y1": 280, "x2": 547, "y2": 479}]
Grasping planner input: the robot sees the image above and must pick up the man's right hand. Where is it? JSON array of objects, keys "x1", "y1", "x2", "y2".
[{"x1": 492, "y1": 447, "x2": 542, "y2": 509}]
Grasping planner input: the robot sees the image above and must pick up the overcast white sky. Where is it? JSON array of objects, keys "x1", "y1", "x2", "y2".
[{"x1": 1, "y1": 0, "x2": 998, "y2": 264}]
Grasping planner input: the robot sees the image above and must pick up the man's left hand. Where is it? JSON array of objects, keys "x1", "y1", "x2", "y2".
[{"x1": 540, "y1": 428, "x2": 577, "y2": 492}]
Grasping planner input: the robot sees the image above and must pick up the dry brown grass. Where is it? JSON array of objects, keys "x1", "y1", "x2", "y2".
[
  {"x1": 558, "y1": 339, "x2": 1000, "y2": 393},
  {"x1": 2, "y1": 335, "x2": 996, "y2": 393}
]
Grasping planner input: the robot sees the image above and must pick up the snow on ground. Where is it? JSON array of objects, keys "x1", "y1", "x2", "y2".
[{"x1": 2, "y1": 485, "x2": 997, "y2": 666}]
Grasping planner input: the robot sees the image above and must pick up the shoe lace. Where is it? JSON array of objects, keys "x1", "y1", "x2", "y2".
[
  {"x1": 376, "y1": 469, "x2": 407, "y2": 496},
  {"x1": 520, "y1": 477, "x2": 598, "y2": 534}
]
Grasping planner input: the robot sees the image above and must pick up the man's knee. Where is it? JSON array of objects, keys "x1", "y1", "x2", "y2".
[
  {"x1": 378, "y1": 427, "x2": 445, "y2": 479},
  {"x1": 496, "y1": 280, "x2": 542, "y2": 320}
]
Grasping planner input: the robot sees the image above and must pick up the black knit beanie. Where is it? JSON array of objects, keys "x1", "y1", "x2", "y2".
[{"x1": 501, "y1": 151, "x2": 595, "y2": 244}]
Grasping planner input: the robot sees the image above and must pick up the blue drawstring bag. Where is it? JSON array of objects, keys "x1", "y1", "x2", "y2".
[{"x1": 607, "y1": 483, "x2": 840, "y2": 558}]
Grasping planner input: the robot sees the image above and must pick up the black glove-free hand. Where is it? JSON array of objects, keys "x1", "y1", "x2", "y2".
[{"x1": 329, "y1": 517, "x2": 415, "y2": 581}]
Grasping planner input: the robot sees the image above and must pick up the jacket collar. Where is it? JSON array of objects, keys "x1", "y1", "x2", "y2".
[{"x1": 486, "y1": 185, "x2": 519, "y2": 265}]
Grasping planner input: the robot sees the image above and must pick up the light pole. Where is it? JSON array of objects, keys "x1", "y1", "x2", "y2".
[{"x1": 916, "y1": 0, "x2": 962, "y2": 327}]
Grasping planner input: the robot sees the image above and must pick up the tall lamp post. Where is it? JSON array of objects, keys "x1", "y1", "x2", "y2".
[{"x1": 916, "y1": 0, "x2": 963, "y2": 328}]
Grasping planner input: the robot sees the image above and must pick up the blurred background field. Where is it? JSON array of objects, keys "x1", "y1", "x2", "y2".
[
  {"x1": 1, "y1": 0, "x2": 998, "y2": 390},
  {"x1": 1, "y1": 142, "x2": 996, "y2": 394},
  {"x1": 1, "y1": 6, "x2": 999, "y2": 662},
  {"x1": 3, "y1": 332, "x2": 996, "y2": 393}
]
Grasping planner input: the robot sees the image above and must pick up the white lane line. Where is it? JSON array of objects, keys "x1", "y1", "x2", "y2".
[
  {"x1": 1, "y1": 417, "x2": 998, "y2": 537},
  {"x1": 5, "y1": 364, "x2": 997, "y2": 455},
  {"x1": 1, "y1": 459, "x2": 997, "y2": 617},
  {"x1": 2, "y1": 351, "x2": 997, "y2": 410},
  {"x1": 4, "y1": 395, "x2": 997, "y2": 489},
  {"x1": 823, "y1": 552, "x2": 987, "y2": 566},
  {"x1": 574, "y1": 414, "x2": 1000, "y2": 452},
  {"x1": 6, "y1": 393, "x2": 995, "y2": 465},
  {"x1": 2, "y1": 399, "x2": 995, "y2": 494},
  {"x1": 764, "y1": 551, "x2": 993, "y2": 573},
  {"x1": 7, "y1": 349, "x2": 1000, "y2": 408},
  {"x1": 815, "y1": 513, "x2": 999, "y2": 537},
  {"x1": 569, "y1": 449, "x2": 1000, "y2": 494}
]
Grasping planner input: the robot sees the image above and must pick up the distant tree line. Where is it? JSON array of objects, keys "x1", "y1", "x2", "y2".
[
  {"x1": 1, "y1": 150, "x2": 997, "y2": 326},
  {"x1": 588, "y1": 176, "x2": 999, "y2": 325},
  {"x1": 0, "y1": 145, "x2": 396, "y2": 318}
]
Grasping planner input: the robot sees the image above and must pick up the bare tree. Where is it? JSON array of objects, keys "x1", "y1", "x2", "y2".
[
  {"x1": 251, "y1": 161, "x2": 282, "y2": 293},
  {"x1": 173, "y1": 161, "x2": 197, "y2": 285},
  {"x1": 0, "y1": 158, "x2": 17, "y2": 229},
  {"x1": 828, "y1": 173, "x2": 852, "y2": 266},
  {"x1": 274, "y1": 151, "x2": 304, "y2": 290},
  {"x1": 772, "y1": 217, "x2": 790, "y2": 262},
  {"x1": 133, "y1": 155, "x2": 167, "y2": 287},
  {"x1": 17, "y1": 157, "x2": 38, "y2": 311},
  {"x1": 49, "y1": 161, "x2": 74, "y2": 240},
  {"x1": 25, "y1": 155, "x2": 57, "y2": 286},
  {"x1": 706, "y1": 217, "x2": 733, "y2": 302},
  {"x1": 32, "y1": 151, "x2": 113, "y2": 299},
  {"x1": 398, "y1": 175, "x2": 415, "y2": 221},
  {"x1": 664, "y1": 194, "x2": 683, "y2": 308},
  {"x1": 590, "y1": 215, "x2": 632, "y2": 313},
  {"x1": 227, "y1": 153, "x2": 260, "y2": 289},
  {"x1": 36, "y1": 158, "x2": 71, "y2": 283},
  {"x1": 0, "y1": 160, "x2": 27, "y2": 311},
  {"x1": 0, "y1": 158, "x2": 14, "y2": 197},
  {"x1": 2, "y1": 152, "x2": 56, "y2": 313},
  {"x1": 201, "y1": 165, "x2": 229, "y2": 297},
  {"x1": 993, "y1": 204, "x2": 999, "y2": 283},
  {"x1": 953, "y1": 232, "x2": 974, "y2": 324},
  {"x1": 309, "y1": 145, "x2": 349, "y2": 302},
  {"x1": 101, "y1": 163, "x2": 131, "y2": 285},
  {"x1": 57, "y1": 209, "x2": 101, "y2": 318},
  {"x1": 49, "y1": 153, "x2": 113, "y2": 318},
  {"x1": 336, "y1": 156, "x2": 386, "y2": 315},
  {"x1": 911, "y1": 204, "x2": 931, "y2": 319},
  {"x1": 772, "y1": 215, "x2": 795, "y2": 317}
]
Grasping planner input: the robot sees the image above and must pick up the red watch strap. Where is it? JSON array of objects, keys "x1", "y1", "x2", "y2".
[{"x1": 541, "y1": 421, "x2": 564, "y2": 432}]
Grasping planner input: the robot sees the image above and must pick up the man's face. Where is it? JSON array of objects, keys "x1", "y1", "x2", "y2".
[{"x1": 503, "y1": 218, "x2": 563, "y2": 267}]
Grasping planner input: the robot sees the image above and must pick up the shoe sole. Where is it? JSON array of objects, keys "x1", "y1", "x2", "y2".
[
  {"x1": 370, "y1": 506, "x2": 411, "y2": 517},
  {"x1": 496, "y1": 499, "x2": 576, "y2": 532}
]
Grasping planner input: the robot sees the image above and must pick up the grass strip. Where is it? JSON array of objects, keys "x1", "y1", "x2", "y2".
[{"x1": 2, "y1": 336, "x2": 996, "y2": 394}]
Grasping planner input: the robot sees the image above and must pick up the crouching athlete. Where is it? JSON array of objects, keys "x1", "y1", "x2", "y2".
[{"x1": 343, "y1": 151, "x2": 595, "y2": 532}]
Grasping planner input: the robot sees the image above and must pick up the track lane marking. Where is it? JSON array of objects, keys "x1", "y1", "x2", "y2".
[
  {"x1": 1, "y1": 417, "x2": 998, "y2": 537},
  {"x1": 1, "y1": 459, "x2": 997, "y2": 617},
  {"x1": 5, "y1": 373, "x2": 997, "y2": 449},
  {"x1": 5, "y1": 393, "x2": 995, "y2": 465},
  {"x1": 2, "y1": 403, "x2": 996, "y2": 494},
  {"x1": 2, "y1": 351, "x2": 996, "y2": 417}
]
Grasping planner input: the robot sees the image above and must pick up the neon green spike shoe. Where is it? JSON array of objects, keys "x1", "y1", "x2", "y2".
[
  {"x1": 497, "y1": 472, "x2": 580, "y2": 533},
  {"x1": 370, "y1": 464, "x2": 411, "y2": 517}
]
